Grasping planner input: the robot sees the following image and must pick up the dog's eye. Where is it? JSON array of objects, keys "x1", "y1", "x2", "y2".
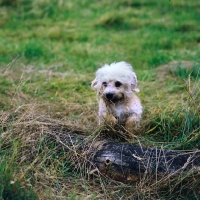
[
  {"x1": 115, "y1": 81, "x2": 122, "y2": 87},
  {"x1": 102, "y1": 82, "x2": 107, "y2": 87}
]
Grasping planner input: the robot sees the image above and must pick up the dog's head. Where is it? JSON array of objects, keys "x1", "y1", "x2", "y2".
[{"x1": 91, "y1": 61, "x2": 140, "y2": 102}]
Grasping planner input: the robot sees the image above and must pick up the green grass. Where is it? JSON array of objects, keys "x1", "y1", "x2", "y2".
[
  {"x1": 0, "y1": 139, "x2": 36, "y2": 200},
  {"x1": 0, "y1": 0, "x2": 200, "y2": 199},
  {"x1": 172, "y1": 64, "x2": 200, "y2": 79},
  {"x1": 1, "y1": 0, "x2": 200, "y2": 70}
]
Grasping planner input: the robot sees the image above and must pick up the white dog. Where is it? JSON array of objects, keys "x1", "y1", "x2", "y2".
[{"x1": 91, "y1": 61, "x2": 142, "y2": 132}]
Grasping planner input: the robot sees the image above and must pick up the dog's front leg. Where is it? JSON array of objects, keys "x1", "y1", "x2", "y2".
[{"x1": 98, "y1": 99, "x2": 117, "y2": 126}]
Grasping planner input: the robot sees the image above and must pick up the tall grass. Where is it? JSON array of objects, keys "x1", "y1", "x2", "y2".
[{"x1": 0, "y1": 60, "x2": 199, "y2": 199}]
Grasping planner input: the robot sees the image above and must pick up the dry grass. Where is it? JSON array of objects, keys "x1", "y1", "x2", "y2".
[{"x1": 1, "y1": 105, "x2": 200, "y2": 199}]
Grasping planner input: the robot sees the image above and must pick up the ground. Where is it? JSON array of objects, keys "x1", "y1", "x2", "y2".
[{"x1": 0, "y1": 0, "x2": 200, "y2": 199}]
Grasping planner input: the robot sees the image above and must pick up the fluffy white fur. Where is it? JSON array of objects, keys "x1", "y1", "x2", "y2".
[{"x1": 91, "y1": 61, "x2": 143, "y2": 132}]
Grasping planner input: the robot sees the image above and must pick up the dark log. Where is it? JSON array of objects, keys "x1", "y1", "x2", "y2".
[
  {"x1": 92, "y1": 141, "x2": 200, "y2": 182},
  {"x1": 53, "y1": 133, "x2": 200, "y2": 183}
]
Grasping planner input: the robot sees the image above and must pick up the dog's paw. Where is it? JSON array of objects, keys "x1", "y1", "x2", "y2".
[
  {"x1": 104, "y1": 115, "x2": 117, "y2": 127},
  {"x1": 108, "y1": 115, "x2": 117, "y2": 126},
  {"x1": 99, "y1": 114, "x2": 117, "y2": 127},
  {"x1": 125, "y1": 115, "x2": 140, "y2": 132}
]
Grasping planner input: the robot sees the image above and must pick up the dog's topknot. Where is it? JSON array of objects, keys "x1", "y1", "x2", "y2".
[{"x1": 91, "y1": 61, "x2": 140, "y2": 93}]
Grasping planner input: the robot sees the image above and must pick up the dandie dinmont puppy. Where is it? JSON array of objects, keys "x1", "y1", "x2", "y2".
[{"x1": 91, "y1": 61, "x2": 142, "y2": 132}]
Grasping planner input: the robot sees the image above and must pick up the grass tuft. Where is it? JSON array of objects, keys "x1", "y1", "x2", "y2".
[
  {"x1": 23, "y1": 42, "x2": 45, "y2": 59},
  {"x1": 95, "y1": 12, "x2": 132, "y2": 30},
  {"x1": 171, "y1": 64, "x2": 200, "y2": 79},
  {"x1": 0, "y1": 0, "x2": 20, "y2": 6},
  {"x1": 0, "y1": 143, "x2": 36, "y2": 200}
]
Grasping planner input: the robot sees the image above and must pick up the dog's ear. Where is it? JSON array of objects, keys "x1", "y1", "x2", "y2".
[
  {"x1": 131, "y1": 72, "x2": 140, "y2": 92},
  {"x1": 91, "y1": 78, "x2": 98, "y2": 90}
]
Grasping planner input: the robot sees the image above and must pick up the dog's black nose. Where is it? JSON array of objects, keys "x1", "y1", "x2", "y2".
[{"x1": 106, "y1": 93, "x2": 114, "y2": 100}]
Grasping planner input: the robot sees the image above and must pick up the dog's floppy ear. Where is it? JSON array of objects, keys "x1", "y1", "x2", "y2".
[
  {"x1": 130, "y1": 72, "x2": 140, "y2": 92},
  {"x1": 91, "y1": 77, "x2": 98, "y2": 90}
]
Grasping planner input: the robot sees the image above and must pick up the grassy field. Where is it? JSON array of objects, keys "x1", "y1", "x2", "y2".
[{"x1": 0, "y1": 0, "x2": 200, "y2": 199}]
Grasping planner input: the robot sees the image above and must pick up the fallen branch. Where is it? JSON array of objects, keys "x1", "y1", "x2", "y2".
[
  {"x1": 92, "y1": 141, "x2": 200, "y2": 182},
  {"x1": 53, "y1": 133, "x2": 200, "y2": 183}
]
